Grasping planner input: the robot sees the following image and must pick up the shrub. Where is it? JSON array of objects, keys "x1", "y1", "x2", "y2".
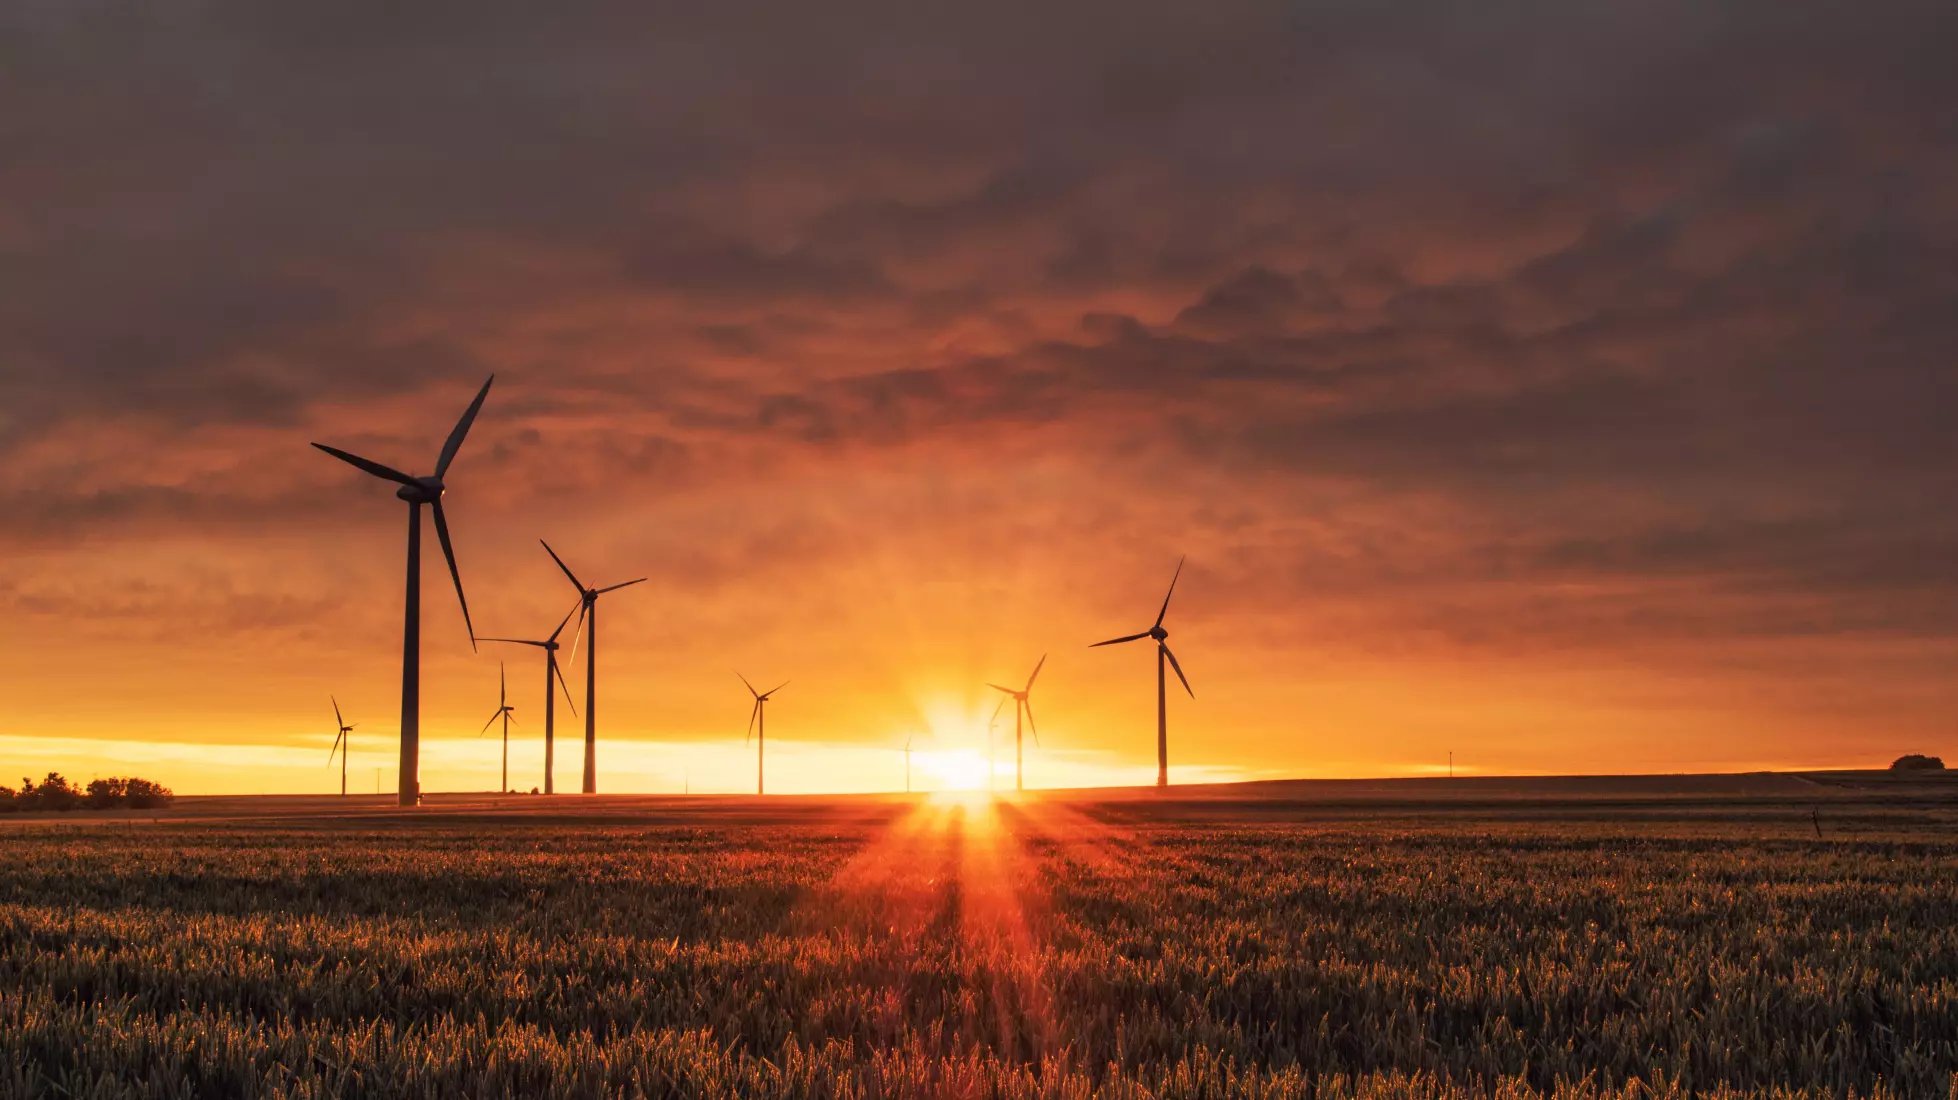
[
  {"x1": 1890, "y1": 753, "x2": 1946, "y2": 771},
  {"x1": 122, "y1": 777, "x2": 174, "y2": 809},
  {"x1": 85, "y1": 777, "x2": 130, "y2": 809},
  {"x1": 7, "y1": 774, "x2": 172, "y2": 812},
  {"x1": 25, "y1": 773, "x2": 80, "y2": 812}
]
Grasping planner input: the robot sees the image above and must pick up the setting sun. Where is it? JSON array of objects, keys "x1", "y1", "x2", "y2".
[{"x1": 916, "y1": 748, "x2": 996, "y2": 792}]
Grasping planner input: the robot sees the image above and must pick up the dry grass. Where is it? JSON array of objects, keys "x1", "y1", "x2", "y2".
[{"x1": 3, "y1": 788, "x2": 1955, "y2": 1098}]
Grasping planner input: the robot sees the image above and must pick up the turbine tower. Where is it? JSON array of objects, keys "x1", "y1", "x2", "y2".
[
  {"x1": 540, "y1": 541, "x2": 646, "y2": 794},
  {"x1": 327, "y1": 698, "x2": 355, "y2": 797},
  {"x1": 480, "y1": 602, "x2": 580, "y2": 794},
  {"x1": 479, "y1": 662, "x2": 517, "y2": 793},
  {"x1": 739, "y1": 673, "x2": 788, "y2": 796},
  {"x1": 1091, "y1": 556, "x2": 1193, "y2": 788},
  {"x1": 987, "y1": 654, "x2": 1046, "y2": 792},
  {"x1": 313, "y1": 376, "x2": 491, "y2": 807}
]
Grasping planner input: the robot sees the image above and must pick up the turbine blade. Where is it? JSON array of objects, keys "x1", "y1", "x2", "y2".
[
  {"x1": 991, "y1": 695, "x2": 1008, "y2": 722},
  {"x1": 564, "y1": 599, "x2": 587, "y2": 670},
  {"x1": 1153, "y1": 555, "x2": 1186, "y2": 629},
  {"x1": 332, "y1": 696, "x2": 344, "y2": 728},
  {"x1": 480, "y1": 710, "x2": 500, "y2": 734},
  {"x1": 1091, "y1": 631, "x2": 1151, "y2": 647},
  {"x1": 506, "y1": 709, "x2": 518, "y2": 727},
  {"x1": 745, "y1": 699, "x2": 759, "y2": 743},
  {"x1": 735, "y1": 670, "x2": 759, "y2": 698},
  {"x1": 547, "y1": 601, "x2": 579, "y2": 644},
  {"x1": 499, "y1": 661, "x2": 506, "y2": 705},
  {"x1": 329, "y1": 729, "x2": 345, "y2": 764},
  {"x1": 1163, "y1": 644, "x2": 1194, "y2": 698},
  {"x1": 431, "y1": 501, "x2": 476, "y2": 649},
  {"x1": 434, "y1": 375, "x2": 494, "y2": 478},
  {"x1": 987, "y1": 683, "x2": 1015, "y2": 694},
  {"x1": 312, "y1": 443, "x2": 416, "y2": 486},
  {"x1": 553, "y1": 656, "x2": 578, "y2": 716},
  {"x1": 597, "y1": 577, "x2": 647, "y2": 594},
  {"x1": 766, "y1": 680, "x2": 789, "y2": 697},
  {"x1": 1024, "y1": 700, "x2": 1039, "y2": 747},
  {"x1": 1025, "y1": 653, "x2": 1047, "y2": 691},
  {"x1": 479, "y1": 637, "x2": 547, "y2": 648},
  {"x1": 540, "y1": 540, "x2": 585, "y2": 593}
]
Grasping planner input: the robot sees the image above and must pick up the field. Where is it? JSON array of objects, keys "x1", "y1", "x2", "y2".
[{"x1": 4, "y1": 773, "x2": 1957, "y2": 1098}]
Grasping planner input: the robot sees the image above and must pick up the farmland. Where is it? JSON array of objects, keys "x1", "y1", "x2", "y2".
[{"x1": 3, "y1": 774, "x2": 1957, "y2": 1098}]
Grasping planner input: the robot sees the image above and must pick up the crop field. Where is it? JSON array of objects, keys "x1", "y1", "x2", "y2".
[{"x1": 3, "y1": 778, "x2": 1957, "y2": 1099}]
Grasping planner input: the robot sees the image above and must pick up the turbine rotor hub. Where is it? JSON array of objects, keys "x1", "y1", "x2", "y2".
[
  {"x1": 1150, "y1": 626, "x2": 1168, "y2": 641},
  {"x1": 394, "y1": 477, "x2": 445, "y2": 504}
]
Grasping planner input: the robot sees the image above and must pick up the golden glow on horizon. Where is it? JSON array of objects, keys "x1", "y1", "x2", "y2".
[{"x1": 917, "y1": 748, "x2": 994, "y2": 792}]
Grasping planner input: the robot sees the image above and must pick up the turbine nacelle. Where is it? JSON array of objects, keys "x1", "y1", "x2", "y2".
[{"x1": 393, "y1": 477, "x2": 445, "y2": 504}]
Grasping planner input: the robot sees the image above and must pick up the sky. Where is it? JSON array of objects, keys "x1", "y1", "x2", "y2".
[{"x1": 3, "y1": 1, "x2": 1956, "y2": 795}]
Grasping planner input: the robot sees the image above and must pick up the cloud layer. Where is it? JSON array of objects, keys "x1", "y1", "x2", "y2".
[{"x1": 3, "y1": 0, "x2": 1956, "y2": 784}]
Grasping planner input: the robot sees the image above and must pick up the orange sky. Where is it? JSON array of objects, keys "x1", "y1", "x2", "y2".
[{"x1": 3, "y1": 2, "x2": 1956, "y2": 794}]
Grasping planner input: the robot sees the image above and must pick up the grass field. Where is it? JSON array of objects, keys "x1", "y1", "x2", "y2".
[{"x1": 4, "y1": 774, "x2": 1956, "y2": 1098}]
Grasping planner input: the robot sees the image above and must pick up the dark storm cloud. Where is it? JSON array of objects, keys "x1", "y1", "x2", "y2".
[{"x1": 2, "y1": 0, "x2": 1957, "y2": 653}]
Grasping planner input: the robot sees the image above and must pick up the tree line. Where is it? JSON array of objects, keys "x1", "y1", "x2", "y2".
[{"x1": 0, "y1": 774, "x2": 174, "y2": 813}]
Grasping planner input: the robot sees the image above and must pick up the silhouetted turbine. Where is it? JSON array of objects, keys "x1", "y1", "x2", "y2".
[
  {"x1": 313, "y1": 376, "x2": 491, "y2": 807},
  {"x1": 986, "y1": 711, "x2": 999, "y2": 791},
  {"x1": 327, "y1": 697, "x2": 356, "y2": 797},
  {"x1": 479, "y1": 662, "x2": 518, "y2": 793},
  {"x1": 739, "y1": 673, "x2": 788, "y2": 796},
  {"x1": 480, "y1": 602, "x2": 580, "y2": 794},
  {"x1": 541, "y1": 541, "x2": 646, "y2": 795},
  {"x1": 1091, "y1": 556, "x2": 1193, "y2": 788},
  {"x1": 988, "y1": 653, "x2": 1046, "y2": 792}
]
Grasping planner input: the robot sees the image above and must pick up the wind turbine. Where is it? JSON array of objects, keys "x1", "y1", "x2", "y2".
[
  {"x1": 479, "y1": 662, "x2": 517, "y2": 793},
  {"x1": 986, "y1": 711, "x2": 999, "y2": 791},
  {"x1": 540, "y1": 541, "x2": 646, "y2": 794},
  {"x1": 480, "y1": 602, "x2": 580, "y2": 794},
  {"x1": 327, "y1": 698, "x2": 355, "y2": 797},
  {"x1": 738, "y1": 673, "x2": 788, "y2": 796},
  {"x1": 1091, "y1": 556, "x2": 1193, "y2": 788},
  {"x1": 313, "y1": 375, "x2": 492, "y2": 807},
  {"x1": 988, "y1": 654, "x2": 1046, "y2": 792}
]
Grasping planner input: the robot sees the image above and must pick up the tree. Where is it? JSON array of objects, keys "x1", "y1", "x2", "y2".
[
  {"x1": 5, "y1": 773, "x2": 172, "y2": 811},
  {"x1": 85, "y1": 777, "x2": 130, "y2": 809},
  {"x1": 27, "y1": 773, "x2": 80, "y2": 812},
  {"x1": 1890, "y1": 754, "x2": 1945, "y2": 771},
  {"x1": 122, "y1": 778, "x2": 174, "y2": 809}
]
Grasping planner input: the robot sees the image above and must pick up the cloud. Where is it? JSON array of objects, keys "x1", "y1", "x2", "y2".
[{"x1": 3, "y1": 0, "x2": 1957, "y2": 777}]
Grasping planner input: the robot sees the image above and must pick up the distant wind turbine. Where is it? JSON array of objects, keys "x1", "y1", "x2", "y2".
[
  {"x1": 986, "y1": 711, "x2": 999, "y2": 791},
  {"x1": 479, "y1": 662, "x2": 517, "y2": 793},
  {"x1": 480, "y1": 602, "x2": 580, "y2": 794},
  {"x1": 988, "y1": 654, "x2": 1046, "y2": 792},
  {"x1": 327, "y1": 697, "x2": 355, "y2": 797},
  {"x1": 738, "y1": 673, "x2": 788, "y2": 796},
  {"x1": 541, "y1": 541, "x2": 646, "y2": 794},
  {"x1": 1091, "y1": 557, "x2": 1193, "y2": 788},
  {"x1": 313, "y1": 375, "x2": 492, "y2": 806}
]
